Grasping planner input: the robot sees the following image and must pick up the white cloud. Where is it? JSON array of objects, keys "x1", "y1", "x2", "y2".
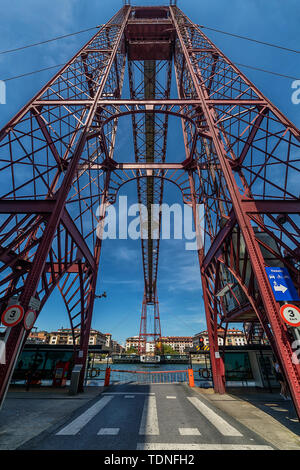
[{"x1": 159, "y1": 246, "x2": 202, "y2": 293}]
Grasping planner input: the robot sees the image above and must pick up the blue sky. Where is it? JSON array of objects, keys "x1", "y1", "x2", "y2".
[{"x1": 0, "y1": 0, "x2": 299, "y2": 345}]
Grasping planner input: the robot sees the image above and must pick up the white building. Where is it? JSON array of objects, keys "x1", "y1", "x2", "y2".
[{"x1": 193, "y1": 328, "x2": 247, "y2": 348}]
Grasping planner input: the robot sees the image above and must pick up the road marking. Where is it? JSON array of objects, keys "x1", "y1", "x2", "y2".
[
  {"x1": 270, "y1": 407, "x2": 288, "y2": 412},
  {"x1": 187, "y1": 397, "x2": 243, "y2": 437},
  {"x1": 102, "y1": 392, "x2": 155, "y2": 395},
  {"x1": 124, "y1": 395, "x2": 135, "y2": 399},
  {"x1": 97, "y1": 428, "x2": 120, "y2": 435},
  {"x1": 150, "y1": 383, "x2": 182, "y2": 385},
  {"x1": 137, "y1": 444, "x2": 273, "y2": 450},
  {"x1": 166, "y1": 396, "x2": 176, "y2": 399},
  {"x1": 56, "y1": 396, "x2": 113, "y2": 435},
  {"x1": 139, "y1": 395, "x2": 159, "y2": 435},
  {"x1": 179, "y1": 427, "x2": 201, "y2": 436}
]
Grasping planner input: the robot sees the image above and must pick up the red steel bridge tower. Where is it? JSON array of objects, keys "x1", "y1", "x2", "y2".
[{"x1": 0, "y1": 3, "x2": 300, "y2": 416}]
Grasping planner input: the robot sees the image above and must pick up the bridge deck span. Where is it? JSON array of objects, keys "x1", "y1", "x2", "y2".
[{"x1": 20, "y1": 383, "x2": 274, "y2": 450}]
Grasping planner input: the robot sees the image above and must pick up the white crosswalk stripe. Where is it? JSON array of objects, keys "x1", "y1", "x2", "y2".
[
  {"x1": 139, "y1": 395, "x2": 159, "y2": 435},
  {"x1": 56, "y1": 396, "x2": 114, "y2": 436},
  {"x1": 98, "y1": 428, "x2": 120, "y2": 435},
  {"x1": 102, "y1": 392, "x2": 154, "y2": 395},
  {"x1": 179, "y1": 427, "x2": 201, "y2": 436},
  {"x1": 137, "y1": 444, "x2": 273, "y2": 450},
  {"x1": 187, "y1": 397, "x2": 243, "y2": 437}
]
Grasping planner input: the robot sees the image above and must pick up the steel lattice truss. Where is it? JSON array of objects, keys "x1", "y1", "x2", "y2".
[{"x1": 0, "y1": 4, "x2": 299, "y2": 416}]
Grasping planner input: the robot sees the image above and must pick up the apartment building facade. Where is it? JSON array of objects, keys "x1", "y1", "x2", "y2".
[
  {"x1": 48, "y1": 328, "x2": 107, "y2": 349},
  {"x1": 125, "y1": 335, "x2": 193, "y2": 354},
  {"x1": 193, "y1": 328, "x2": 247, "y2": 348}
]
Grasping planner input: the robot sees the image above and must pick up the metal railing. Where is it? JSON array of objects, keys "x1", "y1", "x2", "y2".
[{"x1": 109, "y1": 369, "x2": 188, "y2": 384}]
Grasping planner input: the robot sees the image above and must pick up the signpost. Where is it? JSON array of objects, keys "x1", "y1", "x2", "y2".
[
  {"x1": 28, "y1": 297, "x2": 41, "y2": 312},
  {"x1": 280, "y1": 304, "x2": 300, "y2": 327},
  {"x1": 265, "y1": 267, "x2": 300, "y2": 302},
  {"x1": 24, "y1": 309, "x2": 37, "y2": 331},
  {"x1": 1, "y1": 304, "x2": 24, "y2": 327},
  {"x1": 0, "y1": 298, "x2": 37, "y2": 411}
]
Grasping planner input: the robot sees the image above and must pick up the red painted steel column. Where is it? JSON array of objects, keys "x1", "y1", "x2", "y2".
[
  {"x1": 188, "y1": 171, "x2": 226, "y2": 393},
  {"x1": 170, "y1": 5, "x2": 300, "y2": 416},
  {"x1": 77, "y1": 171, "x2": 112, "y2": 392},
  {"x1": 0, "y1": 6, "x2": 131, "y2": 404}
]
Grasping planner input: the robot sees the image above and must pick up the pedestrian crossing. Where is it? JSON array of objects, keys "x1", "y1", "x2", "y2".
[
  {"x1": 136, "y1": 443, "x2": 273, "y2": 450},
  {"x1": 56, "y1": 395, "x2": 114, "y2": 436},
  {"x1": 98, "y1": 428, "x2": 120, "y2": 435},
  {"x1": 55, "y1": 392, "x2": 251, "y2": 444},
  {"x1": 187, "y1": 396, "x2": 243, "y2": 437},
  {"x1": 139, "y1": 395, "x2": 159, "y2": 435},
  {"x1": 179, "y1": 427, "x2": 201, "y2": 436}
]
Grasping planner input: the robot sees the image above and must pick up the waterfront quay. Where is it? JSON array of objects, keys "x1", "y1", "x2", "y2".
[{"x1": 10, "y1": 343, "x2": 281, "y2": 391}]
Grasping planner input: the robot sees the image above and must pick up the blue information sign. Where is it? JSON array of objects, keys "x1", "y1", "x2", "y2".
[{"x1": 265, "y1": 267, "x2": 300, "y2": 302}]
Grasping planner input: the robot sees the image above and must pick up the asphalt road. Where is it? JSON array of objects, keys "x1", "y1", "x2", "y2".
[{"x1": 20, "y1": 383, "x2": 275, "y2": 450}]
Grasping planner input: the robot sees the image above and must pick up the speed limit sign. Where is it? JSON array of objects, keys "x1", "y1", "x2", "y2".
[
  {"x1": 280, "y1": 304, "x2": 300, "y2": 327},
  {"x1": 1, "y1": 304, "x2": 24, "y2": 327},
  {"x1": 24, "y1": 309, "x2": 36, "y2": 331}
]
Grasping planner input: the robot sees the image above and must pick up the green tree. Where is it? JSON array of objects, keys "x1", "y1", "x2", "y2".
[
  {"x1": 161, "y1": 344, "x2": 177, "y2": 355},
  {"x1": 125, "y1": 347, "x2": 138, "y2": 355}
]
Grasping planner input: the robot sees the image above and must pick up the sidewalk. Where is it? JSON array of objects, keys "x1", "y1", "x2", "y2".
[
  {"x1": 0, "y1": 385, "x2": 103, "y2": 450},
  {"x1": 193, "y1": 386, "x2": 300, "y2": 451}
]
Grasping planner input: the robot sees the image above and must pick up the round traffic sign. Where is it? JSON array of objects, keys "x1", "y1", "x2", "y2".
[
  {"x1": 24, "y1": 309, "x2": 36, "y2": 330},
  {"x1": 1, "y1": 304, "x2": 24, "y2": 327},
  {"x1": 280, "y1": 304, "x2": 300, "y2": 327}
]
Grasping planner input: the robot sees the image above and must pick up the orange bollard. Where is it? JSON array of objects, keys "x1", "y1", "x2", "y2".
[
  {"x1": 188, "y1": 368, "x2": 195, "y2": 387},
  {"x1": 104, "y1": 367, "x2": 111, "y2": 387}
]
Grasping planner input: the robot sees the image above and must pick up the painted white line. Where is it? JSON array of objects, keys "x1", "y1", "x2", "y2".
[
  {"x1": 166, "y1": 396, "x2": 176, "y2": 399},
  {"x1": 97, "y1": 428, "x2": 120, "y2": 435},
  {"x1": 179, "y1": 427, "x2": 201, "y2": 436},
  {"x1": 137, "y1": 443, "x2": 273, "y2": 450},
  {"x1": 124, "y1": 395, "x2": 135, "y2": 399},
  {"x1": 102, "y1": 392, "x2": 155, "y2": 395},
  {"x1": 139, "y1": 395, "x2": 159, "y2": 435},
  {"x1": 187, "y1": 397, "x2": 243, "y2": 437},
  {"x1": 56, "y1": 396, "x2": 113, "y2": 435},
  {"x1": 150, "y1": 383, "x2": 182, "y2": 385}
]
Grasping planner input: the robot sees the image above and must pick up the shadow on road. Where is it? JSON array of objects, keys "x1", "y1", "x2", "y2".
[{"x1": 227, "y1": 387, "x2": 299, "y2": 435}]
